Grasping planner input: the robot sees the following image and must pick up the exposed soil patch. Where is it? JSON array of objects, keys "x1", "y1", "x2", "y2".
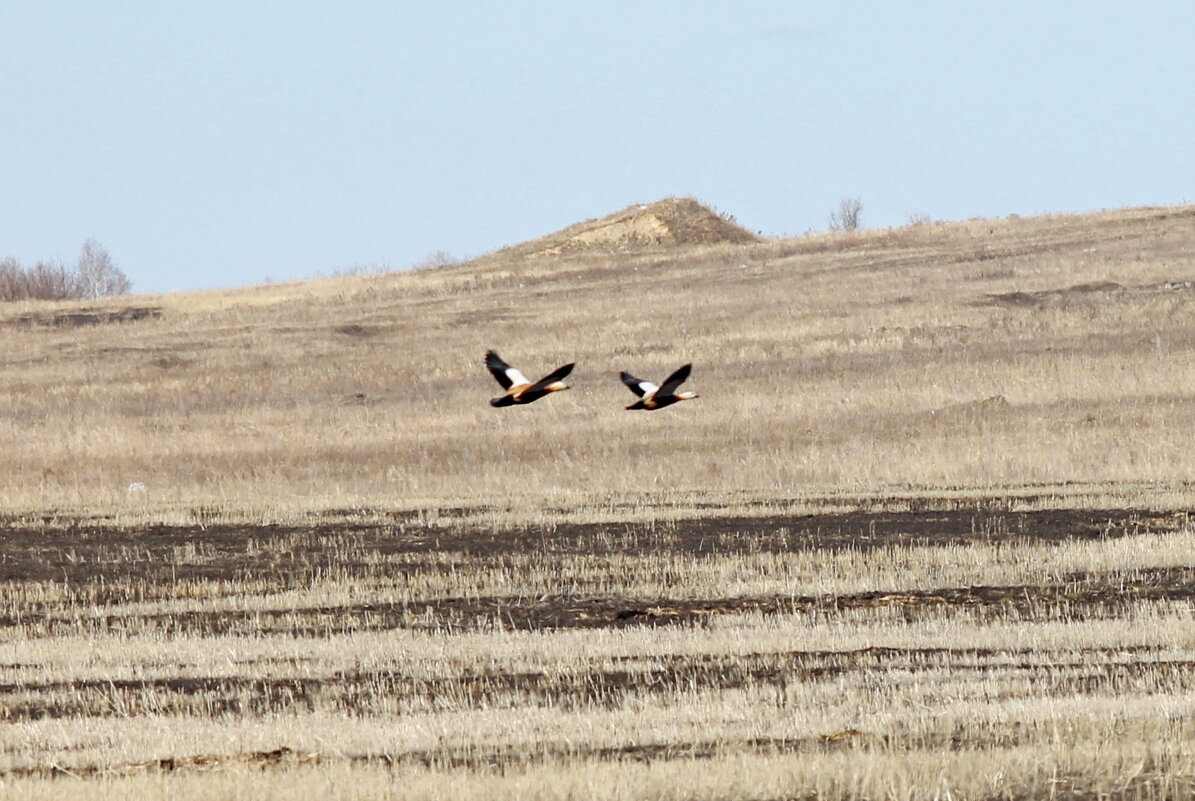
[
  {"x1": 334, "y1": 323, "x2": 381, "y2": 338},
  {"x1": 982, "y1": 279, "x2": 1194, "y2": 309},
  {"x1": 148, "y1": 354, "x2": 191, "y2": 370},
  {"x1": 10, "y1": 306, "x2": 162, "y2": 327}
]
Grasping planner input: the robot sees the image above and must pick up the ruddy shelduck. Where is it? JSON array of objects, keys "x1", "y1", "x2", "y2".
[
  {"x1": 620, "y1": 364, "x2": 699, "y2": 411},
  {"x1": 485, "y1": 350, "x2": 575, "y2": 407}
]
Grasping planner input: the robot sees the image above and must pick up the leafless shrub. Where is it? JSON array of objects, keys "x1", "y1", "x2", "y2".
[
  {"x1": 24, "y1": 260, "x2": 76, "y2": 300},
  {"x1": 0, "y1": 240, "x2": 131, "y2": 301},
  {"x1": 828, "y1": 197, "x2": 863, "y2": 232},
  {"x1": 328, "y1": 260, "x2": 395, "y2": 278},
  {"x1": 412, "y1": 250, "x2": 460, "y2": 270},
  {"x1": 0, "y1": 257, "x2": 26, "y2": 300},
  {"x1": 0, "y1": 256, "x2": 76, "y2": 300}
]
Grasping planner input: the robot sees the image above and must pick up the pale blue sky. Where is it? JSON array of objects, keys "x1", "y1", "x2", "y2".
[{"x1": 2, "y1": 2, "x2": 1192, "y2": 294}]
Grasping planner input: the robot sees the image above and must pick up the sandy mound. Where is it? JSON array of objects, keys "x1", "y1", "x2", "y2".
[{"x1": 495, "y1": 198, "x2": 760, "y2": 260}]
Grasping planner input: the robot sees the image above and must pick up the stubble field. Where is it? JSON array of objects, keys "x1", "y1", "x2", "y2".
[{"x1": 3, "y1": 503, "x2": 1194, "y2": 799}]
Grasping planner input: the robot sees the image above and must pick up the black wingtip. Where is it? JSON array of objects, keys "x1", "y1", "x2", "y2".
[
  {"x1": 535, "y1": 362, "x2": 574, "y2": 386},
  {"x1": 620, "y1": 371, "x2": 648, "y2": 397},
  {"x1": 658, "y1": 363, "x2": 693, "y2": 395},
  {"x1": 485, "y1": 350, "x2": 515, "y2": 389}
]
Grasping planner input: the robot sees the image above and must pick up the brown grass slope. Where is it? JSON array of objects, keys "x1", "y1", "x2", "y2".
[{"x1": 1, "y1": 201, "x2": 1194, "y2": 517}]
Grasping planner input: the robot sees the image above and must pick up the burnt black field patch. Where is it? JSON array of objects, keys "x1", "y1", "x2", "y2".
[
  {"x1": 2, "y1": 643, "x2": 1188, "y2": 723},
  {"x1": 8, "y1": 565, "x2": 1194, "y2": 638},
  {"x1": 0, "y1": 507, "x2": 1183, "y2": 586}
]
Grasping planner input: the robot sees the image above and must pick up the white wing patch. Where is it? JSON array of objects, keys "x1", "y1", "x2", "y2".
[
  {"x1": 506, "y1": 367, "x2": 532, "y2": 388},
  {"x1": 638, "y1": 381, "x2": 659, "y2": 398}
]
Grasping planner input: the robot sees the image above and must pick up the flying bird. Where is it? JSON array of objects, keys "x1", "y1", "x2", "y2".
[
  {"x1": 620, "y1": 364, "x2": 699, "y2": 411},
  {"x1": 485, "y1": 350, "x2": 575, "y2": 407}
]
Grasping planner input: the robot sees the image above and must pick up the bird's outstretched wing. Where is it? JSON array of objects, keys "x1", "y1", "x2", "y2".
[
  {"x1": 657, "y1": 364, "x2": 692, "y2": 397},
  {"x1": 620, "y1": 371, "x2": 658, "y2": 398},
  {"x1": 486, "y1": 350, "x2": 531, "y2": 389},
  {"x1": 528, "y1": 362, "x2": 574, "y2": 392}
]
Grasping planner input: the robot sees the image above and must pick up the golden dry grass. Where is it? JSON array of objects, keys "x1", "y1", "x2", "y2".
[
  {"x1": 4, "y1": 202, "x2": 1195, "y2": 799},
  {"x1": 2, "y1": 511, "x2": 1194, "y2": 799},
  {"x1": 2, "y1": 202, "x2": 1194, "y2": 520}
]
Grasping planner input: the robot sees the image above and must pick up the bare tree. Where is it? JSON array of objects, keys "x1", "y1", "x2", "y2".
[
  {"x1": 829, "y1": 197, "x2": 864, "y2": 232},
  {"x1": 75, "y1": 239, "x2": 131, "y2": 299}
]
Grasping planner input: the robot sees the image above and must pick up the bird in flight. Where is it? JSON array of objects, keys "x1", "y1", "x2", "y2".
[
  {"x1": 485, "y1": 350, "x2": 575, "y2": 407},
  {"x1": 620, "y1": 364, "x2": 699, "y2": 410}
]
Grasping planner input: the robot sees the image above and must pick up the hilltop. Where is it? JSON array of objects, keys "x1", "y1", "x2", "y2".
[
  {"x1": 1, "y1": 201, "x2": 1194, "y2": 519},
  {"x1": 484, "y1": 197, "x2": 761, "y2": 261}
]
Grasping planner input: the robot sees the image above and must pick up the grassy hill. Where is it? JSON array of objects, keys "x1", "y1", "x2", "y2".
[{"x1": 3, "y1": 200, "x2": 1194, "y2": 519}]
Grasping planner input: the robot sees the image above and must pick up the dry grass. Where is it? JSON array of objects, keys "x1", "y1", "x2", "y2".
[
  {"x1": 1, "y1": 511, "x2": 1193, "y2": 799},
  {"x1": 4, "y1": 202, "x2": 1195, "y2": 798},
  {"x1": 1, "y1": 202, "x2": 1193, "y2": 519}
]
